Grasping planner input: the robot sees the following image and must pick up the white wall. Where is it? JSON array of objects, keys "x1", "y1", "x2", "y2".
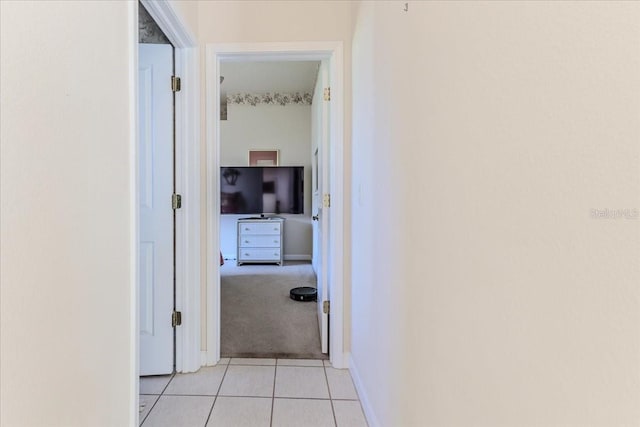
[
  {"x1": 220, "y1": 104, "x2": 312, "y2": 259},
  {"x1": 167, "y1": 0, "x2": 199, "y2": 39},
  {"x1": 0, "y1": 1, "x2": 137, "y2": 425},
  {"x1": 350, "y1": 1, "x2": 640, "y2": 426}
]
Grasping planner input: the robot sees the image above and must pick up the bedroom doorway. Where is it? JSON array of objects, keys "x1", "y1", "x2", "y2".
[
  {"x1": 206, "y1": 43, "x2": 346, "y2": 368},
  {"x1": 217, "y1": 60, "x2": 325, "y2": 359}
]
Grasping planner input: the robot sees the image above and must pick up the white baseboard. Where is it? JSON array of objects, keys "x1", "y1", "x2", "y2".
[
  {"x1": 202, "y1": 350, "x2": 227, "y2": 367},
  {"x1": 222, "y1": 254, "x2": 311, "y2": 262},
  {"x1": 328, "y1": 350, "x2": 348, "y2": 369},
  {"x1": 284, "y1": 254, "x2": 311, "y2": 261},
  {"x1": 349, "y1": 354, "x2": 380, "y2": 427}
]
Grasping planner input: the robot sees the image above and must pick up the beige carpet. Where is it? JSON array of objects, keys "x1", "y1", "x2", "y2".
[{"x1": 220, "y1": 261, "x2": 327, "y2": 359}]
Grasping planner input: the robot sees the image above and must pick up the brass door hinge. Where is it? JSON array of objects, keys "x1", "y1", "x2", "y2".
[
  {"x1": 171, "y1": 76, "x2": 181, "y2": 92},
  {"x1": 171, "y1": 310, "x2": 182, "y2": 327},
  {"x1": 323, "y1": 301, "x2": 330, "y2": 314},
  {"x1": 172, "y1": 193, "x2": 182, "y2": 210},
  {"x1": 323, "y1": 193, "x2": 330, "y2": 208},
  {"x1": 323, "y1": 87, "x2": 330, "y2": 101}
]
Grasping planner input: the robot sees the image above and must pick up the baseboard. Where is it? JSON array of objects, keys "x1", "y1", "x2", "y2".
[
  {"x1": 202, "y1": 350, "x2": 228, "y2": 366},
  {"x1": 222, "y1": 254, "x2": 310, "y2": 262},
  {"x1": 284, "y1": 254, "x2": 311, "y2": 261},
  {"x1": 349, "y1": 354, "x2": 380, "y2": 427}
]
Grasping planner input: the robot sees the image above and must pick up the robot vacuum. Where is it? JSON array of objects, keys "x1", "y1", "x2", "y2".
[{"x1": 289, "y1": 286, "x2": 317, "y2": 302}]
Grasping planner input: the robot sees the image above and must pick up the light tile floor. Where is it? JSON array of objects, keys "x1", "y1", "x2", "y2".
[{"x1": 140, "y1": 358, "x2": 368, "y2": 427}]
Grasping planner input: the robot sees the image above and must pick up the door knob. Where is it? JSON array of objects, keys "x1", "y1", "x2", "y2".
[{"x1": 312, "y1": 215, "x2": 319, "y2": 221}]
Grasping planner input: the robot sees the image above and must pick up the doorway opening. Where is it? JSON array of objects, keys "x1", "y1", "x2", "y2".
[
  {"x1": 206, "y1": 42, "x2": 346, "y2": 369},
  {"x1": 217, "y1": 60, "x2": 325, "y2": 359},
  {"x1": 136, "y1": 0, "x2": 201, "y2": 379}
]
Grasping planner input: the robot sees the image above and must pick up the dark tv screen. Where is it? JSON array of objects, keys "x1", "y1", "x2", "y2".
[{"x1": 220, "y1": 166, "x2": 304, "y2": 214}]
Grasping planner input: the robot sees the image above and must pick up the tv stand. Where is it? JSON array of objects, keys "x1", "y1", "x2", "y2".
[{"x1": 237, "y1": 218, "x2": 284, "y2": 266}]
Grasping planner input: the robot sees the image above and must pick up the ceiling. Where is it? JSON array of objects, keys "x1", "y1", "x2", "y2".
[{"x1": 220, "y1": 61, "x2": 320, "y2": 100}]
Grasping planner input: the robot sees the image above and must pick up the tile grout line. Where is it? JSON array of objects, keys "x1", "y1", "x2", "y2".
[
  {"x1": 138, "y1": 372, "x2": 176, "y2": 426},
  {"x1": 323, "y1": 363, "x2": 339, "y2": 427},
  {"x1": 270, "y1": 362, "x2": 278, "y2": 427},
  {"x1": 138, "y1": 393, "x2": 160, "y2": 427},
  {"x1": 204, "y1": 394, "x2": 278, "y2": 399},
  {"x1": 203, "y1": 360, "x2": 231, "y2": 427},
  {"x1": 140, "y1": 373, "x2": 175, "y2": 426},
  {"x1": 219, "y1": 395, "x2": 333, "y2": 401}
]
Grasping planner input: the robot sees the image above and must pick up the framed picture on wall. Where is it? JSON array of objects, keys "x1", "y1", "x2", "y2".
[{"x1": 248, "y1": 149, "x2": 279, "y2": 166}]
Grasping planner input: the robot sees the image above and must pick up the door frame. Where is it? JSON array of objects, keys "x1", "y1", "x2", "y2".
[
  {"x1": 205, "y1": 42, "x2": 347, "y2": 368},
  {"x1": 138, "y1": 1, "x2": 201, "y2": 374}
]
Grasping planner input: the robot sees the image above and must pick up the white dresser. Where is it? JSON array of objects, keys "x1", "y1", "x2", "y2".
[{"x1": 237, "y1": 218, "x2": 284, "y2": 266}]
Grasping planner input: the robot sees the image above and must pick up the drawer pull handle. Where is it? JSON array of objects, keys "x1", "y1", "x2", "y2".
[
  {"x1": 245, "y1": 240, "x2": 250, "y2": 243},
  {"x1": 274, "y1": 240, "x2": 278, "y2": 243}
]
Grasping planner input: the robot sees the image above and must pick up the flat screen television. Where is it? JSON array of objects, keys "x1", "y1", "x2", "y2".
[{"x1": 220, "y1": 166, "x2": 304, "y2": 215}]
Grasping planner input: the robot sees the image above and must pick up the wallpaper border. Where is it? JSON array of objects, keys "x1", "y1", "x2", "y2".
[{"x1": 227, "y1": 92, "x2": 313, "y2": 106}]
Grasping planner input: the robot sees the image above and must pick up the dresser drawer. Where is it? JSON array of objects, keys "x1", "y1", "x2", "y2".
[
  {"x1": 239, "y1": 235, "x2": 281, "y2": 248},
  {"x1": 238, "y1": 248, "x2": 281, "y2": 261},
  {"x1": 239, "y1": 222, "x2": 281, "y2": 235},
  {"x1": 237, "y1": 218, "x2": 284, "y2": 266}
]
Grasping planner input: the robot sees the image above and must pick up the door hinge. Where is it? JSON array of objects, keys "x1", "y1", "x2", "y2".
[
  {"x1": 323, "y1": 300, "x2": 330, "y2": 314},
  {"x1": 323, "y1": 193, "x2": 331, "y2": 208},
  {"x1": 323, "y1": 87, "x2": 331, "y2": 101},
  {"x1": 171, "y1": 76, "x2": 181, "y2": 92},
  {"x1": 172, "y1": 193, "x2": 182, "y2": 210},
  {"x1": 171, "y1": 310, "x2": 182, "y2": 327}
]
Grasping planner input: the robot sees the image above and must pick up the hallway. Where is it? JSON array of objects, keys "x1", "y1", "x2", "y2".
[{"x1": 139, "y1": 358, "x2": 367, "y2": 426}]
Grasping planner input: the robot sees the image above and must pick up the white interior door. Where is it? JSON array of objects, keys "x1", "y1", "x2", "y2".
[
  {"x1": 312, "y1": 147, "x2": 320, "y2": 273},
  {"x1": 139, "y1": 44, "x2": 174, "y2": 376},
  {"x1": 312, "y1": 61, "x2": 330, "y2": 354}
]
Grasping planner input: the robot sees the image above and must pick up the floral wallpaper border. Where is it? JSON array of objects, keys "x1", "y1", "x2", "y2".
[{"x1": 227, "y1": 92, "x2": 313, "y2": 106}]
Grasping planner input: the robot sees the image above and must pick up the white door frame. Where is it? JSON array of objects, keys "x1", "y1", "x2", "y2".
[
  {"x1": 205, "y1": 42, "x2": 347, "y2": 369},
  {"x1": 138, "y1": 0, "x2": 201, "y2": 374}
]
